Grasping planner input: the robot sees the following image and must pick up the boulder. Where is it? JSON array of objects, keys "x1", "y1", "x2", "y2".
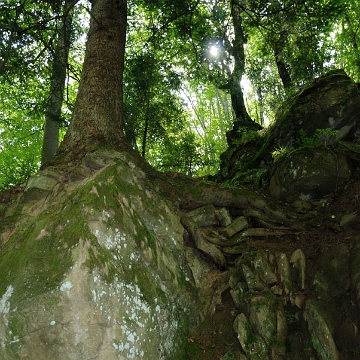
[
  {"x1": 0, "y1": 150, "x2": 197, "y2": 360},
  {"x1": 305, "y1": 300, "x2": 339, "y2": 360},
  {"x1": 271, "y1": 69, "x2": 360, "y2": 149},
  {"x1": 187, "y1": 204, "x2": 217, "y2": 227},
  {"x1": 220, "y1": 216, "x2": 248, "y2": 238},
  {"x1": 218, "y1": 69, "x2": 360, "y2": 194},
  {"x1": 249, "y1": 293, "x2": 277, "y2": 343},
  {"x1": 230, "y1": 281, "x2": 249, "y2": 308},
  {"x1": 253, "y1": 252, "x2": 277, "y2": 286},
  {"x1": 241, "y1": 264, "x2": 266, "y2": 291},
  {"x1": 216, "y1": 207, "x2": 232, "y2": 227},
  {"x1": 290, "y1": 249, "x2": 306, "y2": 290},
  {"x1": 276, "y1": 253, "x2": 292, "y2": 294},
  {"x1": 268, "y1": 147, "x2": 352, "y2": 202},
  {"x1": 233, "y1": 313, "x2": 269, "y2": 360}
]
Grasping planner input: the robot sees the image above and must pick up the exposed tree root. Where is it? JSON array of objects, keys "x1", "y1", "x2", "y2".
[
  {"x1": 243, "y1": 209, "x2": 302, "y2": 230},
  {"x1": 144, "y1": 168, "x2": 306, "y2": 267},
  {"x1": 147, "y1": 171, "x2": 301, "y2": 230},
  {"x1": 180, "y1": 215, "x2": 227, "y2": 269},
  {"x1": 204, "y1": 228, "x2": 298, "y2": 248}
]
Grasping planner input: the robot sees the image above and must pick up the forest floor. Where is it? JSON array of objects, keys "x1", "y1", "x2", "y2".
[
  {"x1": 1, "y1": 168, "x2": 359, "y2": 359},
  {"x1": 185, "y1": 168, "x2": 360, "y2": 359}
]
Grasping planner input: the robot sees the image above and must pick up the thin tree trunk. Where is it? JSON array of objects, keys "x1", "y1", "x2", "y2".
[
  {"x1": 230, "y1": 3, "x2": 251, "y2": 122},
  {"x1": 141, "y1": 98, "x2": 150, "y2": 158},
  {"x1": 229, "y1": 1, "x2": 251, "y2": 123},
  {"x1": 182, "y1": 88, "x2": 207, "y2": 136},
  {"x1": 41, "y1": 0, "x2": 73, "y2": 165},
  {"x1": 222, "y1": 88, "x2": 231, "y2": 123},
  {"x1": 58, "y1": 0, "x2": 127, "y2": 159},
  {"x1": 273, "y1": 44, "x2": 292, "y2": 89},
  {"x1": 257, "y1": 86, "x2": 265, "y2": 126},
  {"x1": 214, "y1": 86, "x2": 225, "y2": 134},
  {"x1": 227, "y1": 1, "x2": 261, "y2": 141}
]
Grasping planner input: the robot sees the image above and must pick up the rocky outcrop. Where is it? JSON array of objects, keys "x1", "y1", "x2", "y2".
[
  {"x1": 266, "y1": 69, "x2": 360, "y2": 150},
  {"x1": 218, "y1": 69, "x2": 360, "y2": 202},
  {"x1": 181, "y1": 200, "x2": 360, "y2": 360},
  {"x1": 0, "y1": 150, "x2": 197, "y2": 360},
  {"x1": 267, "y1": 147, "x2": 353, "y2": 202},
  {"x1": 1, "y1": 149, "x2": 360, "y2": 359},
  {"x1": 228, "y1": 247, "x2": 345, "y2": 360}
]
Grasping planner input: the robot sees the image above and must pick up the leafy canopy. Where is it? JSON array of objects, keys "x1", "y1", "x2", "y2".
[{"x1": 0, "y1": 0, "x2": 357, "y2": 188}]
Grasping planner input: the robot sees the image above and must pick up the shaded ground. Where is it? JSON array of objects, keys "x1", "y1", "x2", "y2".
[
  {"x1": 1, "y1": 168, "x2": 359, "y2": 359},
  {"x1": 184, "y1": 168, "x2": 360, "y2": 359},
  {"x1": 184, "y1": 289, "x2": 242, "y2": 359}
]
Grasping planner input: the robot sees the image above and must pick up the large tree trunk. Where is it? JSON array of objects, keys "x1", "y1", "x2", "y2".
[
  {"x1": 41, "y1": 0, "x2": 73, "y2": 165},
  {"x1": 57, "y1": 0, "x2": 127, "y2": 160}
]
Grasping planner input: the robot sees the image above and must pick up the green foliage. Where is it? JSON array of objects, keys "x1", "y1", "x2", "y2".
[
  {"x1": 242, "y1": 0, "x2": 349, "y2": 123},
  {"x1": 0, "y1": 1, "x2": 86, "y2": 189},
  {"x1": 0, "y1": 0, "x2": 359, "y2": 188},
  {"x1": 272, "y1": 146, "x2": 288, "y2": 162},
  {"x1": 299, "y1": 128, "x2": 340, "y2": 147},
  {"x1": 147, "y1": 130, "x2": 199, "y2": 175},
  {"x1": 125, "y1": 0, "x2": 234, "y2": 176},
  {"x1": 271, "y1": 128, "x2": 340, "y2": 164},
  {"x1": 331, "y1": 1, "x2": 360, "y2": 81},
  {"x1": 231, "y1": 127, "x2": 260, "y2": 146},
  {"x1": 180, "y1": 82, "x2": 233, "y2": 176},
  {"x1": 123, "y1": 51, "x2": 185, "y2": 158},
  {"x1": 0, "y1": 78, "x2": 45, "y2": 190}
]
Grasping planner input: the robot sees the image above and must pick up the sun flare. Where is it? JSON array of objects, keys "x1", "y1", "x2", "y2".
[{"x1": 209, "y1": 44, "x2": 220, "y2": 57}]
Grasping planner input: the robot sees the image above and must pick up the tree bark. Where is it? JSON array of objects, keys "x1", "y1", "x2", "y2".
[
  {"x1": 58, "y1": 0, "x2": 127, "y2": 160},
  {"x1": 230, "y1": 2, "x2": 251, "y2": 123},
  {"x1": 41, "y1": 0, "x2": 73, "y2": 165},
  {"x1": 273, "y1": 43, "x2": 292, "y2": 89},
  {"x1": 141, "y1": 98, "x2": 150, "y2": 158},
  {"x1": 226, "y1": 1, "x2": 262, "y2": 142},
  {"x1": 256, "y1": 86, "x2": 265, "y2": 126}
]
